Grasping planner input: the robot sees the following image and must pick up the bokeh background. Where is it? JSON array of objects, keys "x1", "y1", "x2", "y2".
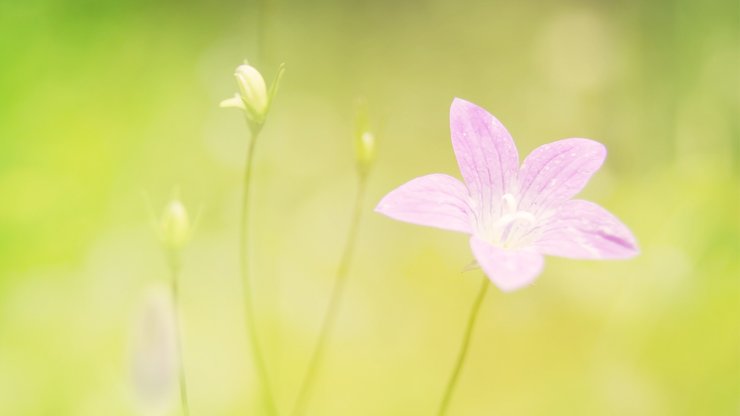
[{"x1": 1, "y1": 0, "x2": 738, "y2": 414}]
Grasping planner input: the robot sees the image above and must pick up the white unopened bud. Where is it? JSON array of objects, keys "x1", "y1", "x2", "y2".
[
  {"x1": 235, "y1": 63, "x2": 268, "y2": 120},
  {"x1": 221, "y1": 60, "x2": 285, "y2": 132},
  {"x1": 158, "y1": 200, "x2": 191, "y2": 250}
]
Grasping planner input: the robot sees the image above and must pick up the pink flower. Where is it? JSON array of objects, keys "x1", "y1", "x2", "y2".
[{"x1": 376, "y1": 98, "x2": 639, "y2": 292}]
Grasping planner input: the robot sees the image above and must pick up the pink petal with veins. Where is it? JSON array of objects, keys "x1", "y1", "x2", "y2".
[
  {"x1": 536, "y1": 199, "x2": 639, "y2": 259},
  {"x1": 375, "y1": 173, "x2": 473, "y2": 234},
  {"x1": 450, "y1": 98, "x2": 519, "y2": 211},
  {"x1": 470, "y1": 236, "x2": 544, "y2": 292},
  {"x1": 518, "y1": 138, "x2": 606, "y2": 213},
  {"x1": 375, "y1": 99, "x2": 639, "y2": 293}
]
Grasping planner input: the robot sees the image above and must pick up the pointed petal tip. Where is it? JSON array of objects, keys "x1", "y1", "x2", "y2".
[
  {"x1": 535, "y1": 200, "x2": 640, "y2": 260},
  {"x1": 372, "y1": 174, "x2": 474, "y2": 234},
  {"x1": 561, "y1": 137, "x2": 607, "y2": 154},
  {"x1": 450, "y1": 97, "x2": 479, "y2": 113},
  {"x1": 621, "y1": 242, "x2": 641, "y2": 259},
  {"x1": 451, "y1": 97, "x2": 469, "y2": 106},
  {"x1": 599, "y1": 224, "x2": 641, "y2": 260},
  {"x1": 570, "y1": 138, "x2": 608, "y2": 159},
  {"x1": 373, "y1": 201, "x2": 388, "y2": 215},
  {"x1": 449, "y1": 97, "x2": 506, "y2": 127},
  {"x1": 374, "y1": 192, "x2": 396, "y2": 215}
]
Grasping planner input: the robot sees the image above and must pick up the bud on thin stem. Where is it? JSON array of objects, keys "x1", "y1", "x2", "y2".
[
  {"x1": 355, "y1": 131, "x2": 376, "y2": 176},
  {"x1": 354, "y1": 99, "x2": 376, "y2": 176},
  {"x1": 220, "y1": 60, "x2": 285, "y2": 133},
  {"x1": 235, "y1": 63, "x2": 269, "y2": 121},
  {"x1": 158, "y1": 199, "x2": 191, "y2": 251}
]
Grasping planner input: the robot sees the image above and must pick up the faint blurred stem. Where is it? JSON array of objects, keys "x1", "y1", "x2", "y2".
[
  {"x1": 291, "y1": 175, "x2": 368, "y2": 416},
  {"x1": 437, "y1": 278, "x2": 490, "y2": 416},
  {"x1": 239, "y1": 122, "x2": 279, "y2": 416},
  {"x1": 167, "y1": 251, "x2": 191, "y2": 416},
  {"x1": 256, "y1": 0, "x2": 270, "y2": 67}
]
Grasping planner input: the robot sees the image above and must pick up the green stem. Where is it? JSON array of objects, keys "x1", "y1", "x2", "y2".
[
  {"x1": 436, "y1": 278, "x2": 490, "y2": 416},
  {"x1": 291, "y1": 176, "x2": 368, "y2": 416},
  {"x1": 256, "y1": 0, "x2": 269, "y2": 67},
  {"x1": 239, "y1": 125, "x2": 278, "y2": 416},
  {"x1": 168, "y1": 252, "x2": 191, "y2": 416}
]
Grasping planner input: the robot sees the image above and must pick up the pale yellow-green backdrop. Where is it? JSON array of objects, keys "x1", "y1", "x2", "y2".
[{"x1": 0, "y1": 0, "x2": 738, "y2": 414}]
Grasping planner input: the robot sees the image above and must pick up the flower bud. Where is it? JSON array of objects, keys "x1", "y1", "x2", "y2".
[
  {"x1": 221, "y1": 61, "x2": 285, "y2": 133},
  {"x1": 235, "y1": 63, "x2": 268, "y2": 121},
  {"x1": 354, "y1": 99, "x2": 376, "y2": 175},
  {"x1": 158, "y1": 199, "x2": 191, "y2": 250},
  {"x1": 355, "y1": 130, "x2": 376, "y2": 174}
]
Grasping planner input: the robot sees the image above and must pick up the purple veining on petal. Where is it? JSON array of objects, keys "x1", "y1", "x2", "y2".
[
  {"x1": 375, "y1": 98, "x2": 638, "y2": 292},
  {"x1": 535, "y1": 199, "x2": 639, "y2": 259},
  {"x1": 518, "y1": 138, "x2": 606, "y2": 214},
  {"x1": 375, "y1": 173, "x2": 474, "y2": 234},
  {"x1": 450, "y1": 98, "x2": 519, "y2": 220}
]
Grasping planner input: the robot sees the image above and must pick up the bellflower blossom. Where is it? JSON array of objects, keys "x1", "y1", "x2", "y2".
[{"x1": 376, "y1": 98, "x2": 638, "y2": 291}]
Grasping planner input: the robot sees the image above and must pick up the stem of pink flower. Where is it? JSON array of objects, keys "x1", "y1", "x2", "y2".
[
  {"x1": 291, "y1": 175, "x2": 368, "y2": 416},
  {"x1": 239, "y1": 123, "x2": 278, "y2": 416},
  {"x1": 167, "y1": 251, "x2": 191, "y2": 416},
  {"x1": 437, "y1": 277, "x2": 490, "y2": 416}
]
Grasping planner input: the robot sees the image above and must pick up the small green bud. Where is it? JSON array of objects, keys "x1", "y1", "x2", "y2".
[
  {"x1": 354, "y1": 99, "x2": 376, "y2": 175},
  {"x1": 158, "y1": 199, "x2": 191, "y2": 250},
  {"x1": 355, "y1": 131, "x2": 376, "y2": 174}
]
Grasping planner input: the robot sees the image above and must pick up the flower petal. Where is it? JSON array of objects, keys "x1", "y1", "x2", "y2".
[
  {"x1": 219, "y1": 93, "x2": 245, "y2": 109},
  {"x1": 518, "y1": 138, "x2": 606, "y2": 212},
  {"x1": 450, "y1": 98, "x2": 519, "y2": 209},
  {"x1": 470, "y1": 236, "x2": 544, "y2": 292},
  {"x1": 535, "y1": 199, "x2": 639, "y2": 259},
  {"x1": 375, "y1": 174, "x2": 473, "y2": 234}
]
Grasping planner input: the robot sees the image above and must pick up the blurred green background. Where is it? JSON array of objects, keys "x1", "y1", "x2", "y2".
[{"x1": 0, "y1": 0, "x2": 738, "y2": 414}]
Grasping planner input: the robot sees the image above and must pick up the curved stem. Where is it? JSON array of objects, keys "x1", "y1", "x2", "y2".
[
  {"x1": 240, "y1": 125, "x2": 278, "y2": 416},
  {"x1": 436, "y1": 278, "x2": 490, "y2": 416},
  {"x1": 291, "y1": 176, "x2": 367, "y2": 416},
  {"x1": 168, "y1": 253, "x2": 191, "y2": 416}
]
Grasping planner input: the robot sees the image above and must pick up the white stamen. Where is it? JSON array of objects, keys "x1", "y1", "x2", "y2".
[
  {"x1": 502, "y1": 193, "x2": 517, "y2": 214},
  {"x1": 495, "y1": 211, "x2": 536, "y2": 228},
  {"x1": 480, "y1": 194, "x2": 541, "y2": 249}
]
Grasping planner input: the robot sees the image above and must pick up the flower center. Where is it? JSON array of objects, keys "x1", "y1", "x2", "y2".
[{"x1": 485, "y1": 193, "x2": 539, "y2": 249}]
